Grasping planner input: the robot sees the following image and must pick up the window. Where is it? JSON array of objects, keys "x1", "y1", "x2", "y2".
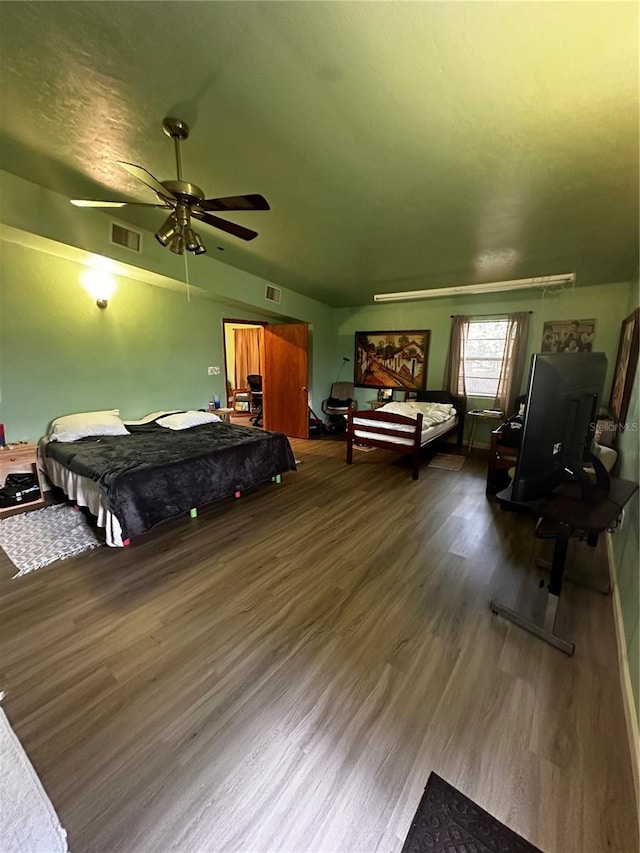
[
  {"x1": 463, "y1": 319, "x2": 512, "y2": 397},
  {"x1": 445, "y1": 312, "x2": 530, "y2": 412}
]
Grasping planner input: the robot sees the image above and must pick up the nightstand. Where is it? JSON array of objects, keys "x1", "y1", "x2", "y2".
[
  {"x1": 466, "y1": 409, "x2": 504, "y2": 454},
  {"x1": 216, "y1": 407, "x2": 234, "y2": 424},
  {"x1": 0, "y1": 443, "x2": 46, "y2": 514}
]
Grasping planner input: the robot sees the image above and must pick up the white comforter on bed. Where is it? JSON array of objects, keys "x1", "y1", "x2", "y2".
[{"x1": 375, "y1": 401, "x2": 457, "y2": 426}]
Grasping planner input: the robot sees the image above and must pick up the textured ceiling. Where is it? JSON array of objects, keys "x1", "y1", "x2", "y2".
[{"x1": 0, "y1": 1, "x2": 638, "y2": 307}]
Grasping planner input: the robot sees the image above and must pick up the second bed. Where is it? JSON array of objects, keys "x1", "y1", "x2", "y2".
[{"x1": 346, "y1": 390, "x2": 465, "y2": 480}]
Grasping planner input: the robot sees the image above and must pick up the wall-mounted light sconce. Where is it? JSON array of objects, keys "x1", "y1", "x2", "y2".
[{"x1": 82, "y1": 269, "x2": 116, "y2": 308}]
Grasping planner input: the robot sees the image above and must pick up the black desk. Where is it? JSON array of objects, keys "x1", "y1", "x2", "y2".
[{"x1": 490, "y1": 477, "x2": 638, "y2": 655}]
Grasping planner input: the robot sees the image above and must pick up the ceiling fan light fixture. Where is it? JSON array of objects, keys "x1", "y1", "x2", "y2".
[
  {"x1": 184, "y1": 227, "x2": 206, "y2": 254},
  {"x1": 192, "y1": 243, "x2": 207, "y2": 256},
  {"x1": 169, "y1": 233, "x2": 185, "y2": 255},
  {"x1": 155, "y1": 214, "x2": 177, "y2": 247}
]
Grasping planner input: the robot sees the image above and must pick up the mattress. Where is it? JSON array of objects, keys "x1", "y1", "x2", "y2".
[{"x1": 352, "y1": 414, "x2": 458, "y2": 447}]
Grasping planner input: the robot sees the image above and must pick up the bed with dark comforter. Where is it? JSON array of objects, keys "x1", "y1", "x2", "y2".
[{"x1": 45, "y1": 420, "x2": 296, "y2": 545}]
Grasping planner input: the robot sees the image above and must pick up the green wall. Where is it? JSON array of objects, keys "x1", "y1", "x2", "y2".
[
  {"x1": 333, "y1": 282, "x2": 632, "y2": 445},
  {"x1": 0, "y1": 170, "x2": 336, "y2": 442},
  {"x1": 612, "y1": 277, "x2": 640, "y2": 726},
  {"x1": 1, "y1": 242, "x2": 235, "y2": 439},
  {"x1": 0, "y1": 242, "x2": 335, "y2": 443}
]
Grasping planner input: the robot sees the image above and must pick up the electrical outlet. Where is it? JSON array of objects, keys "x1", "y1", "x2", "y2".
[{"x1": 207, "y1": 366, "x2": 221, "y2": 376}]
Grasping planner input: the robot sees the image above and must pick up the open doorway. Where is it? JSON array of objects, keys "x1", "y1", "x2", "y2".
[
  {"x1": 222, "y1": 320, "x2": 265, "y2": 420},
  {"x1": 223, "y1": 319, "x2": 310, "y2": 438}
]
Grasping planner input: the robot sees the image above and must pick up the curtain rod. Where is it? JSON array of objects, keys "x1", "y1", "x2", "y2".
[{"x1": 450, "y1": 311, "x2": 534, "y2": 318}]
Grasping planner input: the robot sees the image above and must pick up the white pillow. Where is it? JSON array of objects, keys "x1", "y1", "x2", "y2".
[
  {"x1": 122, "y1": 410, "x2": 182, "y2": 425},
  {"x1": 156, "y1": 410, "x2": 222, "y2": 430},
  {"x1": 49, "y1": 409, "x2": 130, "y2": 442}
]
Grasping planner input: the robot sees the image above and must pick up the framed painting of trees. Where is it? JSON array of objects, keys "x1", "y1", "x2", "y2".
[{"x1": 354, "y1": 330, "x2": 430, "y2": 390}]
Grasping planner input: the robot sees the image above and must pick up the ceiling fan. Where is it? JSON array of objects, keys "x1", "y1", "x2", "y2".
[{"x1": 71, "y1": 117, "x2": 270, "y2": 254}]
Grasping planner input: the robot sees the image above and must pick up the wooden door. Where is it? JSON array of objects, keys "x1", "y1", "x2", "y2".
[{"x1": 263, "y1": 323, "x2": 309, "y2": 438}]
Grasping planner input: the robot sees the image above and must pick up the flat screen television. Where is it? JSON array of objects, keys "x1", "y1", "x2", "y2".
[{"x1": 510, "y1": 352, "x2": 609, "y2": 503}]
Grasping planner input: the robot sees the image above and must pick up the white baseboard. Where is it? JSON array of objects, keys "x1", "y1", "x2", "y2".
[{"x1": 606, "y1": 532, "x2": 640, "y2": 832}]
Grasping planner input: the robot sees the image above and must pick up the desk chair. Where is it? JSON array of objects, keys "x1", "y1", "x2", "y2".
[
  {"x1": 321, "y1": 382, "x2": 356, "y2": 432},
  {"x1": 247, "y1": 374, "x2": 263, "y2": 427}
]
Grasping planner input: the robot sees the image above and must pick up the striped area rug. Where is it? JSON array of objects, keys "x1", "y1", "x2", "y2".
[{"x1": 0, "y1": 504, "x2": 101, "y2": 578}]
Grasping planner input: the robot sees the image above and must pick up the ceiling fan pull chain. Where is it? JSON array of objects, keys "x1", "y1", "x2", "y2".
[{"x1": 183, "y1": 251, "x2": 191, "y2": 302}]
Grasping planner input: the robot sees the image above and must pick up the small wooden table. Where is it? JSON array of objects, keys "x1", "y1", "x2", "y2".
[
  {"x1": 0, "y1": 443, "x2": 46, "y2": 514},
  {"x1": 216, "y1": 407, "x2": 234, "y2": 423},
  {"x1": 466, "y1": 409, "x2": 503, "y2": 454}
]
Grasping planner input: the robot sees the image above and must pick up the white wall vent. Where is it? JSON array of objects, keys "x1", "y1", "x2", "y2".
[
  {"x1": 265, "y1": 284, "x2": 282, "y2": 304},
  {"x1": 110, "y1": 221, "x2": 142, "y2": 253}
]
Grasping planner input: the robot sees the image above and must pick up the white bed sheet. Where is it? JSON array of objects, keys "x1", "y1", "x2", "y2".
[
  {"x1": 39, "y1": 441, "x2": 124, "y2": 547},
  {"x1": 353, "y1": 414, "x2": 458, "y2": 447}
]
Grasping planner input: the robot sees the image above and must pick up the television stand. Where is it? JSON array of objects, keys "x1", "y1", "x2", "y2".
[
  {"x1": 489, "y1": 476, "x2": 638, "y2": 655},
  {"x1": 490, "y1": 518, "x2": 575, "y2": 654},
  {"x1": 534, "y1": 516, "x2": 610, "y2": 595}
]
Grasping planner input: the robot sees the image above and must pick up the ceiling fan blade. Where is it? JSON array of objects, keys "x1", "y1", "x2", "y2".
[
  {"x1": 117, "y1": 161, "x2": 177, "y2": 202},
  {"x1": 193, "y1": 211, "x2": 259, "y2": 241},
  {"x1": 71, "y1": 199, "x2": 169, "y2": 208},
  {"x1": 71, "y1": 199, "x2": 126, "y2": 208},
  {"x1": 199, "y1": 193, "x2": 270, "y2": 212}
]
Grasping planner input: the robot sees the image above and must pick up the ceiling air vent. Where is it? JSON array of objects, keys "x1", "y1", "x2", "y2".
[
  {"x1": 265, "y1": 284, "x2": 282, "y2": 304},
  {"x1": 110, "y1": 221, "x2": 142, "y2": 253}
]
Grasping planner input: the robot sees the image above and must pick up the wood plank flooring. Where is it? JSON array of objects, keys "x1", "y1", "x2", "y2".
[{"x1": 0, "y1": 438, "x2": 637, "y2": 852}]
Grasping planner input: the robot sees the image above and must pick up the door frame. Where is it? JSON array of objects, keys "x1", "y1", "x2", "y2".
[
  {"x1": 222, "y1": 318, "x2": 267, "y2": 409},
  {"x1": 222, "y1": 318, "x2": 310, "y2": 437}
]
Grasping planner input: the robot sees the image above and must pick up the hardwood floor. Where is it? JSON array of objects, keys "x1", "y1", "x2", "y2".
[{"x1": 0, "y1": 438, "x2": 637, "y2": 852}]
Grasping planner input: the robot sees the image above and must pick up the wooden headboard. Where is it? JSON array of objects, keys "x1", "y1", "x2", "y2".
[{"x1": 415, "y1": 390, "x2": 466, "y2": 446}]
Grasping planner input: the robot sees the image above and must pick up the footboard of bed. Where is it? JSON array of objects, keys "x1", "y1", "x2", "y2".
[{"x1": 346, "y1": 409, "x2": 424, "y2": 480}]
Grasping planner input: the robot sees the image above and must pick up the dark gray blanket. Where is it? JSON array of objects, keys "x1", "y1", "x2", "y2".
[{"x1": 45, "y1": 421, "x2": 296, "y2": 540}]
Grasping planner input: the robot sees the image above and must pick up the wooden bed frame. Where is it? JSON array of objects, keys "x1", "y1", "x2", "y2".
[{"x1": 346, "y1": 390, "x2": 466, "y2": 480}]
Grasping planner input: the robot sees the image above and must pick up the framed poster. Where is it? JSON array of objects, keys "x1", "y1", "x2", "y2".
[
  {"x1": 609, "y1": 308, "x2": 639, "y2": 425},
  {"x1": 540, "y1": 319, "x2": 595, "y2": 353},
  {"x1": 354, "y1": 330, "x2": 429, "y2": 390}
]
